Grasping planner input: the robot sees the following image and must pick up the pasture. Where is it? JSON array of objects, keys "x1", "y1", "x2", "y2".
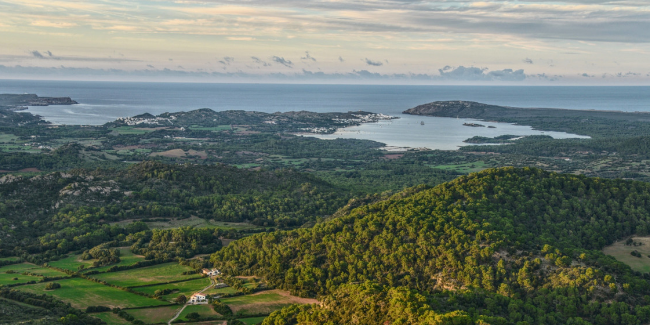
[
  {"x1": 15, "y1": 277, "x2": 168, "y2": 309},
  {"x1": 49, "y1": 248, "x2": 144, "y2": 272},
  {"x1": 90, "y1": 262, "x2": 197, "y2": 287},
  {"x1": 221, "y1": 290, "x2": 317, "y2": 316},
  {"x1": 93, "y1": 312, "x2": 132, "y2": 325},
  {"x1": 179, "y1": 304, "x2": 221, "y2": 320},
  {"x1": 603, "y1": 237, "x2": 650, "y2": 273},
  {"x1": 132, "y1": 277, "x2": 211, "y2": 301},
  {"x1": 125, "y1": 305, "x2": 182, "y2": 323}
]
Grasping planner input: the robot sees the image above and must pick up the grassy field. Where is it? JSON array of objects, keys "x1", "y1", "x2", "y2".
[
  {"x1": 15, "y1": 277, "x2": 168, "y2": 309},
  {"x1": 203, "y1": 286, "x2": 238, "y2": 295},
  {"x1": 0, "y1": 256, "x2": 20, "y2": 261},
  {"x1": 238, "y1": 316, "x2": 267, "y2": 325},
  {"x1": 132, "y1": 277, "x2": 211, "y2": 301},
  {"x1": 0, "y1": 263, "x2": 67, "y2": 285},
  {"x1": 190, "y1": 125, "x2": 232, "y2": 131},
  {"x1": 93, "y1": 312, "x2": 132, "y2": 325},
  {"x1": 603, "y1": 237, "x2": 650, "y2": 273},
  {"x1": 49, "y1": 248, "x2": 144, "y2": 272},
  {"x1": 126, "y1": 305, "x2": 182, "y2": 323},
  {"x1": 91, "y1": 262, "x2": 197, "y2": 287},
  {"x1": 221, "y1": 290, "x2": 317, "y2": 316},
  {"x1": 179, "y1": 304, "x2": 221, "y2": 320},
  {"x1": 111, "y1": 126, "x2": 153, "y2": 135}
]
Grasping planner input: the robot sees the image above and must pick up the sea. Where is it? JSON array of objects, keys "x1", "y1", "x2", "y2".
[{"x1": 2, "y1": 80, "x2": 649, "y2": 150}]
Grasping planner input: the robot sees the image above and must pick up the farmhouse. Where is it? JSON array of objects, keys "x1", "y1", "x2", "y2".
[
  {"x1": 202, "y1": 268, "x2": 221, "y2": 276},
  {"x1": 189, "y1": 293, "x2": 207, "y2": 304}
]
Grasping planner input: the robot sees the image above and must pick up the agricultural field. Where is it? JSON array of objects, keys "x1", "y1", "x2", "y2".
[
  {"x1": 49, "y1": 248, "x2": 144, "y2": 272},
  {"x1": 15, "y1": 277, "x2": 168, "y2": 309},
  {"x1": 132, "y1": 277, "x2": 211, "y2": 301},
  {"x1": 220, "y1": 290, "x2": 317, "y2": 316},
  {"x1": 0, "y1": 256, "x2": 20, "y2": 261},
  {"x1": 603, "y1": 237, "x2": 650, "y2": 273},
  {"x1": 110, "y1": 126, "x2": 155, "y2": 135},
  {"x1": 189, "y1": 125, "x2": 232, "y2": 131},
  {"x1": 93, "y1": 312, "x2": 132, "y2": 325},
  {"x1": 179, "y1": 304, "x2": 221, "y2": 320},
  {"x1": 0, "y1": 263, "x2": 68, "y2": 285},
  {"x1": 203, "y1": 286, "x2": 239, "y2": 296},
  {"x1": 90, "y1": 262, "x2": 198, "y2": 287},
  {"x1": 125, "y1": 305, "x2": 182, "y2": 323}
]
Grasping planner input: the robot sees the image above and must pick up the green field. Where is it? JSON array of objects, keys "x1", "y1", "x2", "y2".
[
  {"x1": 132, "y1": 277, "x2": 211, "y2": 301},
  {"x1": 15, "y1": 277, "x2": 168, "y2": 309},
  {"x1": 49, "y1": 248, "x2": 145, "y2": 273},
  {"x1": 603, "y1": 237, "x2": 650, "y2": 273},
  {"x1": 221, "y1": 292, "x2": 285, "y2": 306},
  {"x1": 111, "y1": 126, "x2": 154, "y2": 135},
  {"x1": 203, "y1": 286, "x2": 238, "y2": 296},
  {"x1": 239, "y1": 316, "x2": 267, "y2": 325},
  {"x1": 190, "y1": 125, "x2": 232, "y2": 131},
  {"x1": 0, "y1": 263, "x2": 67, "y2": 285},
  {"x1": 0, "y1": 256, "x2": 20, "y2": 261},
  {"x1": 179, "y1": 304, "x2": 221, "y2": 320},
  {"x1": 90, "y1": 262, "x2": 197, "y2": 287},
  {"x1": 220, "y1": 290, "x2": 317, "y2": 316},
  {"x1": 126, "y1": 305, "x2": 182, "y2": 323},
  {"x1": 0, "y1": 133, "x2": 19, "y2": 142},
  {"x1": 93, "y1": 312, "x2": 132, "y2": 325}
]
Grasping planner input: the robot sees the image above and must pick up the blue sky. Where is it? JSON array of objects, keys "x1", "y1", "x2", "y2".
[{"x1": 1, "y1": 0, "x2": 649, "y2": 84}]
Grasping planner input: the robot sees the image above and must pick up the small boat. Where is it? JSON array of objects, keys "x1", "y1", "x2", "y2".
[{"x1": 420, "y1": 121, "x2": 425, "y2": 125}]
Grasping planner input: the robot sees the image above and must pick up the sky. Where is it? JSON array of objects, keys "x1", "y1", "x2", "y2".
[{"x1": 1, "y1": 0, "x2": 649, "y2": 84}]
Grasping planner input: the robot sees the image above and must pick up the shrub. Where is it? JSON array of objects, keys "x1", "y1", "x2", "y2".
[{"x1": 45, "y1": 282, "x2": 61, "y2": 290}]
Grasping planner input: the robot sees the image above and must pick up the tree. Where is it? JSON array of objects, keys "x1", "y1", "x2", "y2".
[{"x1": 175, "y1": 294, "x2": 187, "y2": 304}]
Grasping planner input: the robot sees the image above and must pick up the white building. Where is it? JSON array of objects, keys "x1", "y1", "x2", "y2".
[
  {"x1": 202, "y1": 268, "x2": 221, "y2": 276},
  {"x1": 189, "y1": 293, "x2": 207, "y2": 304}
]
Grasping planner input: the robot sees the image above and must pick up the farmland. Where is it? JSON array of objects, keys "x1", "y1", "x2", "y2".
[
  {"x1": 90, "y1": 262, "x2": 198, "y2": 287},
  {"x1": 603, "y1": 237, "x2": 650, "y2": 273},
  {"x1": 132, "y1": 277, "x2": 211, "y2": 301},
  {"x1": 125, "y1": 305, "x2": 182, "y2": 323},
  {"x1": 49, "y1": 248, "x2": 145, "y2": 272},
  {"x1": 0, "y1": 263, "x2": 68, "y2": 285},
  {"x1": 15, "y1": 277, "x2": 168, "y2": 309}
]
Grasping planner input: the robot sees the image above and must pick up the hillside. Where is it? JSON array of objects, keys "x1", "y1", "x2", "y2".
[
  {"x1": 212, "y1": 167, "x2": 650, "y2": 324},
  {"x1": 0, "y1": 161, "x2": 355, "y2": 260}
]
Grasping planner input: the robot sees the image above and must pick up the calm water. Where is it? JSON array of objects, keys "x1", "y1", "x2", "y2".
[{"x1": 1, "y1": 80, "x2": 647, "y2": 149}]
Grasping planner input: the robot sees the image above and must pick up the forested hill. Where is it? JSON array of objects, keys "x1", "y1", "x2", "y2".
[
  {"x1": 0, "y1": 161, "x2": 356, "y2": 259},
  {"x1": 404, "y1": 100, "x2": 650, "y2": 138},
  {"x1": 212, "y1": 167, "x2": 650, "y2": 325}
]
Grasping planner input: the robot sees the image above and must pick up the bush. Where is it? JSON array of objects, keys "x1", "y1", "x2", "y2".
[
  {"x1": 186, "y1": 312, "x2": 200, "y2": 320},
  {"x1": 212, "y1": 301, "x2": 233, "y2": 316},
  {"x1": 45, "y1": 282, "x2": 61, "y2": 290}
]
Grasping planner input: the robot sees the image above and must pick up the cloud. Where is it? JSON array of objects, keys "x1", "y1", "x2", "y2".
[
  {"x1": 523, "y1": 58, "x2": 533, "y2": 64},
  {"x1": 338, "y1": 56, "x2": 345, "y2": 62},
  {"x1": 272, "y1": 56, "x2": 293, "y2": 68},
  {"x1": 438, "y1": 66, "x2": 526, "y2": 81},
  {"x1": 227, "y1": 37, "x2": 255, "y2": 41},
  {"x1": 365, "y1": 58, "x2": 383, "y2": 66},
  {"x1": 219, "y1": 57, "x2": 235, "y2": 65},
  {"x1": 147, "y1": 65, "x2": 155, "y2": 69},
  {"x1": 581, "y1": 73, "x2": 594, "y2": 78},
  {"x1": 301, "y1": 51, "x2": 316, "y2": 62},
  {"x1": 251, "y1": 56, "x2": 270, "y2": 67},
  {"x1": 31, "y1": 51, "x2": 45, "y2": 59}
]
